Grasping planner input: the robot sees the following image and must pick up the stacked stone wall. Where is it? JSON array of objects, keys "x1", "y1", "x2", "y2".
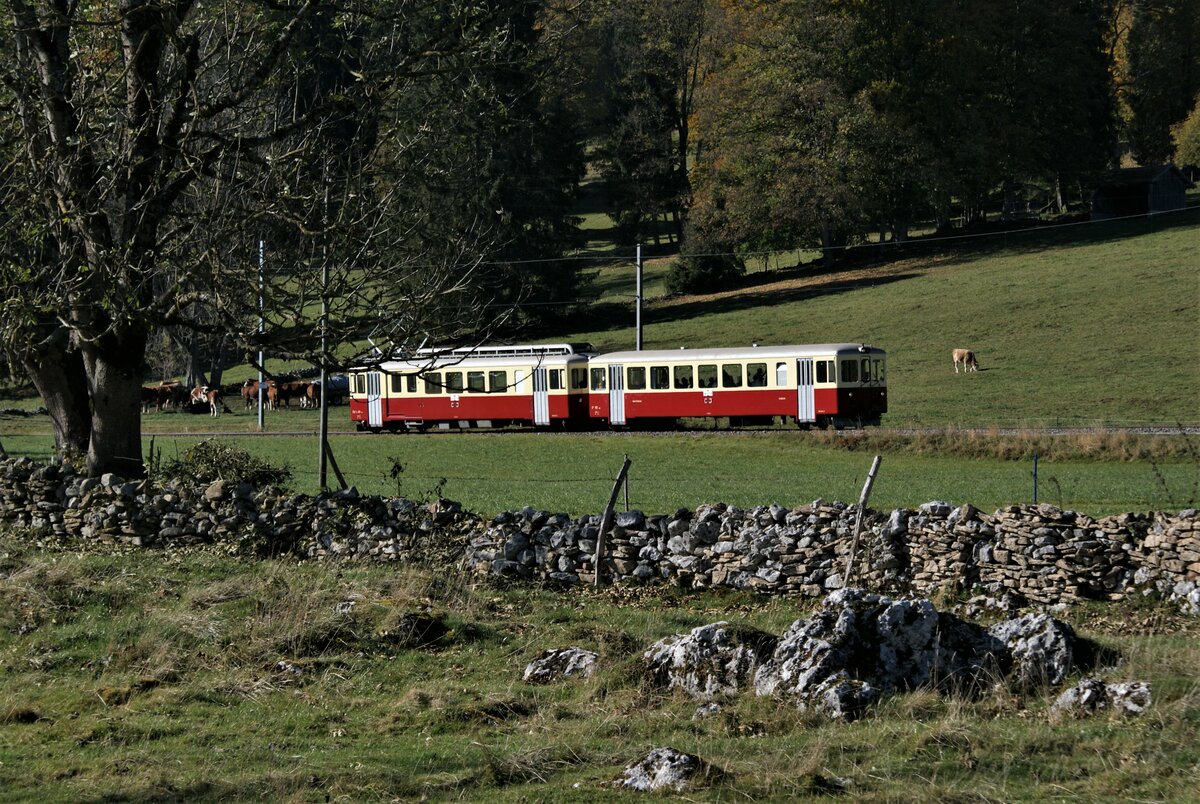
[{"x1": 0, "y1": 456, "x2": 1196, "y2": 612}]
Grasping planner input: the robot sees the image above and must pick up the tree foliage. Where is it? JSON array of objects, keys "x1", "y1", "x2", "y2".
[{"x1": 691, "y1": 0, "x2": 1120, "y2": 259}]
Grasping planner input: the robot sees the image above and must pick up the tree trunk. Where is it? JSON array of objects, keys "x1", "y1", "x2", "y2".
[
  {"x1": 22, "y1": 333, "x2": 90, "y2": 460},
  {"x1": 82, "y1": 331, "x2": 148, "y2": 478},
  {"x1": 820, "y1": 222, "x2": 837, "y2": 270}
]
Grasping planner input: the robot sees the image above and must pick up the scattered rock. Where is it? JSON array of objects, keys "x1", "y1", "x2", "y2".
[
  {"x1": 614, "y1": 747, "x2": 725, "y2": 792},
  {"x1": 989, "y1": 613, "x2": 1076, "y2": 688},
  {"x1": 522, "y1": 647, "x2": 599, "y2": 684},
  {"x1": 1051, "y1": 677, "x2": 1152, "y2": 718},
  {"x1": 644, "y1": 621, "x2": 777, "y2": 700}
]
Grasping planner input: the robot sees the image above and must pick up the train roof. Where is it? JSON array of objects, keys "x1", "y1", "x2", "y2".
[
  {"x1": 590, "y1": 344, "x2": 885, "y2": 362},
  {"x1": 351, "y1": 343, "x2": 594, "y2": 370}
]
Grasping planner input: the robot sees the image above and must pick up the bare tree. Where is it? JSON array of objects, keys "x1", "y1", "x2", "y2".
[{"x1": 0, "y1": 0, "x2": 527, "y2": 476}]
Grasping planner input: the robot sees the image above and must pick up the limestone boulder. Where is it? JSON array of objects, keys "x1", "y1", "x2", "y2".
[
  {"x1": 644, "y1": 621, "x2": 777, "y2": 700},
  {"x1": 614, "y1": 748, "x2": 724, "y2": 792},
  {"x1": 522, "y1": 647, "x2": 599, "y2": 684},
  {"x1": 1051, "y1": 677, "x2": 1152, "y2": 718},
  {"x1": 989, "y1": 613, "x2": 1077, "y2": 688}
]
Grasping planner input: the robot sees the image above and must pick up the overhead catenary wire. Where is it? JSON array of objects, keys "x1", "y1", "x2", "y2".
[{"x1": 351, "y1": 205, "x2": 1197, "y2": 273}]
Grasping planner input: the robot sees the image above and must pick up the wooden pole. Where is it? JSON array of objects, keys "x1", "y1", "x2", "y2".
[
  {"x1": 594, "y1": 456, "x2": 632, "y2": 587},
  {"x1": 844, "y1": 455, "x2": 882, "y2": 586}
]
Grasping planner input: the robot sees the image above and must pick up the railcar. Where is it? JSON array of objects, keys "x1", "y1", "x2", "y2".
[
  {"x1": 348, "y1": 343, "x2": 593, "y2": 431},
  {"x1": 586, "y1": 344, "x2": 887, "y2": 429}
]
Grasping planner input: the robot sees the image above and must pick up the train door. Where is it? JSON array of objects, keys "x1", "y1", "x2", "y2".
[
  {"x1": 608, "y1": 364, "x2": 626, "y2": 425},
  {"x1": 367, "y1": 371, "x2": 383, "y2": 428},
  {"x1": 532, "y1": 367, "x2": 550, "y2": 426},
  {"x1": 796, "y1": 358, "x2": 815, "y2": 424}
]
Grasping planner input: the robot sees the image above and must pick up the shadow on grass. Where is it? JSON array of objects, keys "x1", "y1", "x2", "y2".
[{"x1": 549, "y1": 271, "x2": 919, "y2": 339}]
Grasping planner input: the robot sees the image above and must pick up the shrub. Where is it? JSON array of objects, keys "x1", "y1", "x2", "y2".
[
  {"x1": 159, "y1": 439, "x2": 291, "y2": 488},
  {"x1": 666, "y1": 248, "x2": 745, "y2": 295}
]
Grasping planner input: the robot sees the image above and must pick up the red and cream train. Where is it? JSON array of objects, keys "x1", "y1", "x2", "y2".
[{"x1": 348, "y1": 342, "x2": 887, "y2": 432}]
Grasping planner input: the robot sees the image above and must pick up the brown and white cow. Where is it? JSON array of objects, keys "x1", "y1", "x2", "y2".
[
  {"x1": 190, "y1": 385, "x2": 224, "y2": 417},
  {"x1": 952, "y1": 348, "x2": 979, "y2": 373}
]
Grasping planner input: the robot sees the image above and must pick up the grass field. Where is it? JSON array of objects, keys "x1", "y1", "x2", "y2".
[
  {"x1": 561, "y1": 213, "x2": 1200, "y2": 428},
  {"x1": 1, "y1": 543, "x2": 1197, "y2": 802},
  {"x1": 3, "y1": 429, "x2": 1197, "y2": 516}
]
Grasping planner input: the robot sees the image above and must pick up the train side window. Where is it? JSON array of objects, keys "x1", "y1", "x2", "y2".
[
  {"x1": 674, "y1": 365, "x2": 693, "y2": 389},
  {"x1": 627, "y1": 366, "x2": 646, "y2": 390},
  {"x1": 698, "y1": 364, "x2": 718, "y2": 388},
  {"x1": 591, "y1": 367, "x2": 607, "y2": 390},
  {"x1": 351, "y1": 374, "x2": 363, "y2": 394},
  {"x1": 488, "y1": 370, "x2": 507, "y2": 392},
  {"x1": 553, "y1": 370, "x2": 566, "y2": 390},
  {"x1": 747, "y1": 362, "x2": 767, "y2": 388},
  {"x1": 407, "y1": 375, "x2": 418, "y2": 393},
  {"x1": 840, "y1": 360, "x2": 858, "y2": 383},
  {"x1": 424, "y1": 373, "x2": 441, "y2": 394},
  {"x1": 570, "y1": 367, "x2": 587, "y2": 390},
  {"x1": 816, "y1": 361, "x2": 828, "y2": 383},
  {"x1": 650, "y1": 365, "x2": 670, "y2": 390},
  {"x1": 776, "y1": 362, "x2": 787, "y2": 386},
  {"x1": 445, "y1": 372, "x2": 464, "y2": 393},
  {"x1": 390, "y1": 374, "x2": 403, "y2": 394},
  {"x1": 467, "y1": 371, "x2": 485, "y2": 393},
  {"x1": 722, "y1": 363, "x2": 743, "y2": 387}
]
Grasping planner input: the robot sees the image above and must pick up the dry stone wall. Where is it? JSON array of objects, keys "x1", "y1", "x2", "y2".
[{"x1": 0, "y1": 456, "x2": 1197, "y2": 612}]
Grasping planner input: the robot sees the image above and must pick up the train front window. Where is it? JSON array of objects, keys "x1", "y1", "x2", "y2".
[
  {"x1": 840, "y1": 360, "x2": 858, "y2": 383},
  {"x1": 467, "y1": 371, "x2": 485, "y2": 393},
  {"x1": 860, "y1": 358, "x2": 871, "y2": 382},
  {"x1": 874, "y1": 360, "x2": 885, "y2": 382},
  {"x1": 626, "y1": 366, "x2": 646, "y2": 390},
  {"x1": 698, "y1": 364, "x2": 717, "y2": 388},
  {"x1": 590, "y1": 367, "x2": 607, "y2": 390},
  {"x1": 571, "y1": 367, "x2": 587, "y2": 389},
  {"x1": 721, "y1": 363, "x2": 743, "y2": 388},
  {"x1": 488, "y1": 370, "x2": 507, "y2": 392},
  {"x1": 747, "y1": 363, "x2": 767, "y2": 388},
  {"x1": 674, "y1": 365, "x2": 693, "y2": 389},
  {"x1": 650, "y1": 366, "x2": 670, "y2": 390},
  {"x1": 424, "y1": 373, "x2": 441, "y2": 394}
]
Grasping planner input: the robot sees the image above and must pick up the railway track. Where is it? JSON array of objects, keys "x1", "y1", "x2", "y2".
[{"x1": 126, "y1": 424, "x2": 1200, "y2": 437}]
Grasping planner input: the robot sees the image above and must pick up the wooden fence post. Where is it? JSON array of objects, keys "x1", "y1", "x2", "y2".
[
  {"x1": 844, "y1": 455, "x2": 882, "y2": 586},
  {"x1": 594, "y1": 457, "x2": 632, "y2": 587}
]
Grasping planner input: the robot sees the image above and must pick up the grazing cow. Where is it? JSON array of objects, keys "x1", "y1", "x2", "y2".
[
  {"x1": 141, "y1": 381, "x2": 181, "y2": 413},
  {"x1": 241, "y1": 379, "x2": 260, "y2": 410},
  {"x1": 303, "y1": 381, "x2": 320, "y2": 409},
  {"x1": 190, "y1": 386, "x2": 224, "y2": 417},
  {"x1": 952, "y1": 348, "x2": 979, "y2": 373}
]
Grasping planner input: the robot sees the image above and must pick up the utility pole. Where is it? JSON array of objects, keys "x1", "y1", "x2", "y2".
[
  {"x1": 318, "y1": 182, "x2": 330, "y2": 490},
  {"x1": 257, "y1": 239, "x2": 265, "y2": 431},
  {"x1": 635, "y1": 242, "x2": 643, "y2": 351}
]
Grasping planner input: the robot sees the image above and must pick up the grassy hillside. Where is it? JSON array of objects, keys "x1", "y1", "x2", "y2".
[
  {"x1": 564, "y1": 214, "x2": 1200, "y2": 428},
  {"x1": 1, "y1": 542, "x2": 1197, "y2": 802}
]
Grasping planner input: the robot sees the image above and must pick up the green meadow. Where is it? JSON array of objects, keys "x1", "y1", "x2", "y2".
[{"x1": 1, "y1": 543, "x2": 1197, "y2": 802}]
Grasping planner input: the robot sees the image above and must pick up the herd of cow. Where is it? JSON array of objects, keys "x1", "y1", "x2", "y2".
[{"x1": 141, "y1": 379, "x2": 321, "y2": 417}]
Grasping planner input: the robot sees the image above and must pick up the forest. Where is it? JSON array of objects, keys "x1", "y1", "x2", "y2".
[{"x1": 1, "y1": 0, "x2": 1198, "y2": 476}]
